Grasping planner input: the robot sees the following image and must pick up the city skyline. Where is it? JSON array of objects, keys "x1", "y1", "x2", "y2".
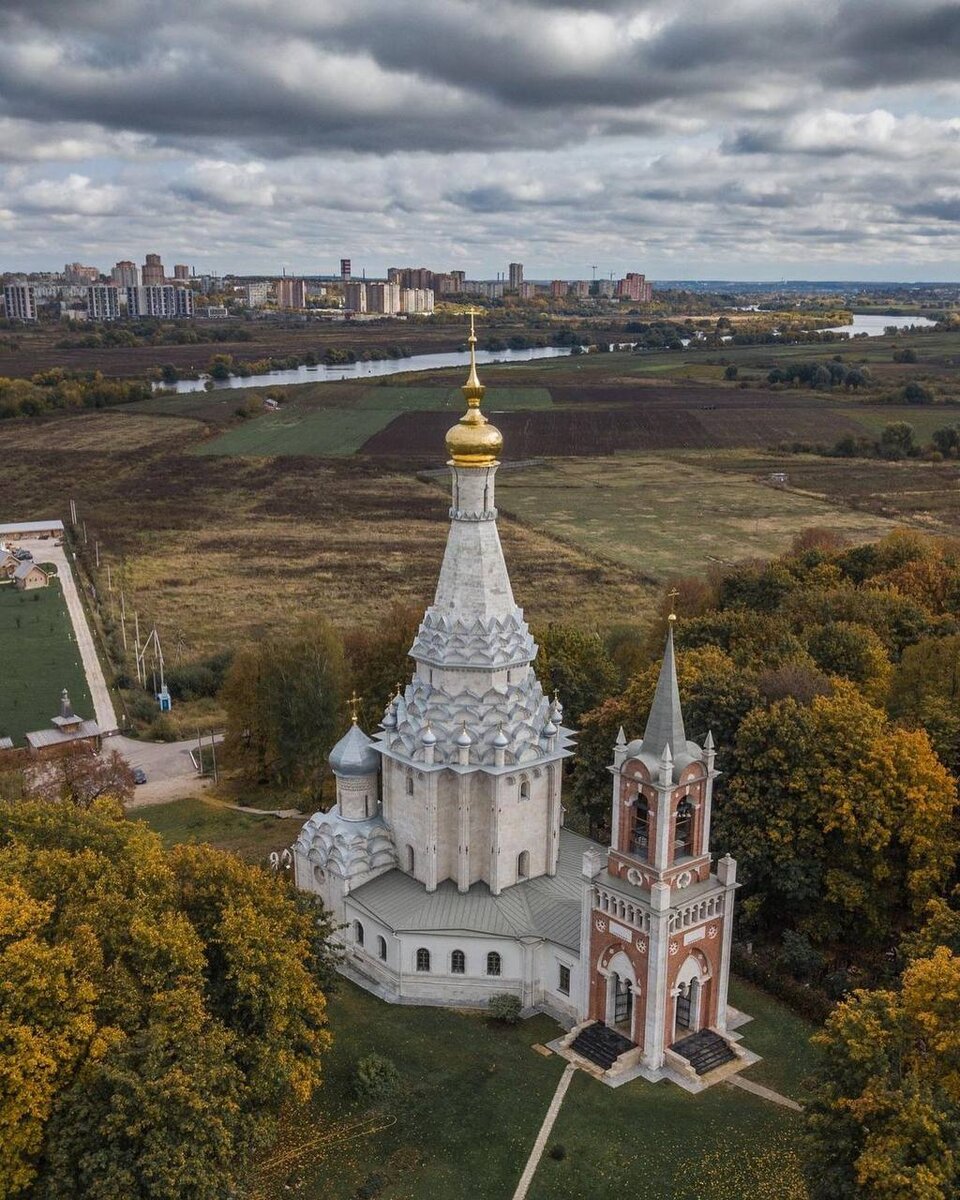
[{"x1": 0, "y1": 2, "x2": 959, "y2": 280}]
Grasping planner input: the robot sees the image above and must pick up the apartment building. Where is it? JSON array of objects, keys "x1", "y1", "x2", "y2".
[
  {"x1": 400, "y1": 287, "x2": 434, "y2": 314},
  {"x1": 173, "y1": 264, "x2": 190, "y2": 281},
  {"x1": 142, "y1": 254, "x2": 166, "y2": 285},
  {"x1": 276, "y1": 278, "x2": 307, "y2": 309},
  {"x1": 508, "y1": 262, "x2": 524, "y2": 290},
  {"x1": 366, "y1": 282, "x2": 401, "y2": 315},
  {"x1": 63, "y1": 262, "x2": 100, "y2": 284},
  {"x1": 111, "y1": 260, "x2": 140, "y2": 287},
  {"x1": 3, "y1": 283, "x2": 37, "y2": 321},
  {"x1": 617, "y1": 272, "x2": 653, "y2": 303},
  {"x1": 126, "y1": 285, "x2": 194, "y2": 318},
  {"x1": 244, "y1": 281, "x2": 269, "y2": 308},
  {"x1": 343, "y1": 281, "x2": 367, "y2": 312},
  {"x1": 86, "y1": 285, "x2": 122, "y2": 321}
]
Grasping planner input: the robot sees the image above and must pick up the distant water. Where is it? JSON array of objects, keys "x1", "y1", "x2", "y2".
[
  {"x1": 159, "y1": 345, "x2": 579, "y2": 393},
  {"x1": 823, "y1": 313, "x2": 938, "y2": 337}
]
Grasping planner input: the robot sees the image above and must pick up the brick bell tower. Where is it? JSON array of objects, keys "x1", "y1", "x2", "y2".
[{"x1": 575, "y1": 610, "x2": 740, "y2": 1078}]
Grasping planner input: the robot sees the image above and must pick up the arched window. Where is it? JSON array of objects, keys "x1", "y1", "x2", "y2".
[
  {"x1": 406, "y1": 776, "x2": 414, "y2": 796},
  {"x1": 632, "y1": 796, "x2": 649, "y2": 860},
  {"x1": 354, "y1": 920, "x2": 365, "y2": 946},
  {"x1": 377, "y1": 935, "x2": 387, "y2": 961},
  {"x1": 416, "y1": 947, "x2": 431, "y2": 972},
  {"x1": 517, "y1": 850, "x2": 529, "y2": 880},
  {"x1": 451, "y1": 949, "x2": 466, "y2": 974},
  {"x1": 519, "y1": 779, "x2": 530, "y2": 801},
  {"x1": 674, "y1": 798, "x2": 694, "y2": 860},
  {"x1": 486, "y1": 951, "x2": 502, "y2": 977},
  {"x1": 406, "y1": 844, "x2": 415, "y2": 873}
]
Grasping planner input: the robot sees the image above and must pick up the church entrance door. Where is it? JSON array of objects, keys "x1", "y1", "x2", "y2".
[
  {"x1": 613, "y1": 974, "x2": 632, "y2": 1031},
  {"x1": 675, "y1": 987, "x2": 692, "y2": 1031}
]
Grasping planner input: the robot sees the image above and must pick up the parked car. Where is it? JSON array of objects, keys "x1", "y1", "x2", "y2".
[
  {"x1": 13, "y1": 548, "x2": 31, "y2": 560},
  {"x1": 132, "y1": 768, "x2": 147, "y2": 785}
]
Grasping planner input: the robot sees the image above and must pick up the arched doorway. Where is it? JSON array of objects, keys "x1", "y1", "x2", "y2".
[
  {"x1": 603, "y1": 950, "x2": 638, "y2": 1039},
  {"x1": 672, "y1": 951, "x2": 712, "y2": 1044}
]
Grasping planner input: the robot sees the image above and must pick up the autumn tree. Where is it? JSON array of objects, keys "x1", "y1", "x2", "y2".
[
  {"x1": 23, "y1": 745, "x2": 135, "y2": 809},
  {"x1": 221, "y1": 615, "x2": 347, "y2": 794},
  {"x1": 805, "y1": 947, "x2": 960, "y2": 1200},
  {"x1": 343, "y1": 604, "x2": 422, "y2": 731},
  {"x1": 0, "y1": 800, "x2": 336, "y2": 1200},
  {"x1": 533, "y1": 622, "x2": 619, "y2": 723},
  {"x1": 889, "y1": 634, "x2": 960, "y2": 774},
  {"x1": 805, "y1": 621, "x2": 892, "y2": 703},
  {"x1": 718, "y1": 685, "x2": 957, "y2": 947}
]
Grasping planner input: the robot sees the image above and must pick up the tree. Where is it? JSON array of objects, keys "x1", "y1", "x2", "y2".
[
  {"x1": 221, "y1": 615, "x2": 347, "y2": 793},
  {"x1": 718, "y1": 686, "x2": 957, "y2": 947},
  {"x1": 724, "y1": 364, "x2": 738, "y2": 380},
  {"x1": 533, "y1": 623, "x2": 619, "y2": 724},
  {"x1": 22, "y1": 745, "x2": 135, "y2": 809},
  {"x1": 931, "y1": 426, "x2": 960, "y2": 457},
  {"x1": 343, "y1": 604, "x2": 422, "y2": 732},
  {"x1": 889, "y1": 634, "x2": 960, "y2": 774},
  {"x1": 879, "y1": 421, "x2": 917, "y2": 459},
  {"x1": 903, "y1": 381, "x2": 934, "y2": 405},
  {"x1": 805, "y1": 621, "x2": 892, "y2": 703},
  {"x1": 805, "y1": 947, "x2": 960, "y2": 1200},
  {"x1": 0, "y1": 801, "x2": 336, "y2": 1199}
]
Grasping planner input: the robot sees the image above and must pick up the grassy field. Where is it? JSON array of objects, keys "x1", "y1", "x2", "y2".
[
  {"x1": 130, "y1": 796, "x2": 305, "y2": 863},
  {"x1": 0, "y1": 579, "x2": 93, "y2": 744},
  {"x1": 242, "y1": 977, "x2": 812, "y2": 1200},
  {"x1": 495, "y1": 453, "x2": 898, "y2": 578},
  {"x1": 192, "y1": 385, "x2": 553, "y2": 457}
]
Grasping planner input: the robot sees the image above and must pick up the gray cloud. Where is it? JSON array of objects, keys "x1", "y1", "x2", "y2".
[{"x1": 0, "y1": 1, "x2": 958, "y2": 275}]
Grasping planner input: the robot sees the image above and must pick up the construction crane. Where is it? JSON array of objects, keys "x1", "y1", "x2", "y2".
[{"x1": 590, "y1": 264, "x2": 598, "y2": 281}]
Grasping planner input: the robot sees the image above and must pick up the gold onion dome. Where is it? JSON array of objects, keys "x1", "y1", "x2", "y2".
[{"x1": 445, "y1": 311, "x2": 503, "y2": 466}]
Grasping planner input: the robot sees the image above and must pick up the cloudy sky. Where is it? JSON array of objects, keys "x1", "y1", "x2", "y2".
[{"x1": 1, "y1": 0, "x2": 959, "y2": 280}]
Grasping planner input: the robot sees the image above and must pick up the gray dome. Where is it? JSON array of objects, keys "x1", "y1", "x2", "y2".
[{"x1": 329, "y1": 723, "x2": 380, "y2": 777}]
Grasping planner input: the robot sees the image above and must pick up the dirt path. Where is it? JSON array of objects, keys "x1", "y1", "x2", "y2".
[{"x1": 511, "y1": 1062, "x2": 577, "y2": 1200}]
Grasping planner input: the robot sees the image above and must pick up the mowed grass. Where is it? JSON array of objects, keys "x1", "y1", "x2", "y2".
[
  {"x1": 0, "y1": 580, "x2": 93, "y2": 744},
  {"x1": 130, "y1": 796, "x2": 305, "y2": 863},
  {"x1": 244, "y1": 977, "x2": 810, "y2": 1200},
  {"x1": 192, "y1": 386, "x2": 552, "y2": 457},
  {"x1": 495, "y1": 453, "x2": 898, "y2": 579}
]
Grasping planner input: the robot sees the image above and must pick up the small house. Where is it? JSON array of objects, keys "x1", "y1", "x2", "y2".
[
  {"x1": 14, "y1": 561, "x2": 48, "y2": 591},
  {"x1": 25, "y1": 689, "x2": 101, "y2": 757},
  {"x1": 0, "y1": 551, "x2": 18, "y2": 579}
]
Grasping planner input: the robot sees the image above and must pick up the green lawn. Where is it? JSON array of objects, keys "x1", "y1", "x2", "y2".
[
  {"x1": 191, "y1": 386, "x2": 553, "y2": 458},
  {"x1": 130, "y1": 796, "x2": 304, "y2": 863},
  {"x1": 0, "y1": 579, "x2": 93, "y2": 744},
  {"x1": 245, "y1": 975, "x2": 812, "y2": 1200}
]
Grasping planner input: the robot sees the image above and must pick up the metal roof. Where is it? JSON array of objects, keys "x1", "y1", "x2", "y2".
[
  {"x1": 13, "y1": 562, "x2": 45, "y2": 580},
  {"x1": 0, "y1": 737, "x2": 13, "y2": 751},
  {"x1": 350, "y1": 828, "x2": 597, "y2": 951},
  {"x1": 0, "y1": 521, "x2": 64, "y2": 535},
  {"x1": 25, "y1": 720, "x2": 100, "y2": 749}
]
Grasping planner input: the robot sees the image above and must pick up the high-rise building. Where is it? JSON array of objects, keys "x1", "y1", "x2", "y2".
[
  {"x1": 366, "y1": 282, "x2": 401, "y2": 315},
  {"x1": 343, "y1": 281, "x2": 367, "y2": 312},
  {"x1": 400, "y1": 288, "x2": 434, "y2": 315},
  {"x1": 387, "y1": 267, "x2": 402, "y2": 284},
  {"x1": 3, "y1": 283, "x2": 37, "y2": 321},
  {"x1": 597, "y1": 278, "x2": 616, "y2": 298},
  {"x1": 126, "y1": 285, "x2": 194, "y2": 318},
  {"x1": 340, "y1": 258, "x2": 352, "y2": 281},
  {"x1": 173, "y1": 264, "x2": 190, "y2": 281},
  {"x1": 142, "y1": 254, "x2": 165, "y2": 285},
  {"x1": 449, "y1": 270, "x2": 465, "y2": 293},
  {"x1": 550, "y1": 280, "x2": 567, "y2": 299},
  {"x1": 86, "y1": 285, "x2": 122, "y2": 321},
  {"x1": 63, "y1": 262, "x2": 100, "y2": 285},
  {"x1": 244, "y1": 281, "x2": 269, "y2": 308},
  {"x1": 508, "y1": 262, "x2": 524, "y2": 290},
  {"x1": 463, "y1": 281, "x2": 504, "y2": 300},
  {"x1": 617, "y1": 272, "x2": 653, "y2": 303},
  {"x1": 275, "y1": 278, "x2": 307, "y2": 309},
  {"x1": 571, "y1": 280, "x2": 591, "y2": 298},
  {"x1": 111, "y1": 260, "x2": 140, "y2": 287},
  {"x1": 520, "y1": 281, "x2": 536, "y2": 300}
]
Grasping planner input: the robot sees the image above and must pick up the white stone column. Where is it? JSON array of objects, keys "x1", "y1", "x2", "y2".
[
  {"x1": 714, "y1": 854, "x2": 738, "y2": 1032},
  {"x1": 426, "y1": 770, "x2": 439, "y2": 893},
  {"x1": 653, "y1": 780, "x2": 673, "y2": 871},
  {"x1": 643, "y1": 881, "x2": 671, "y2": 1069},
  {"x1": 490, "y1": 774, "x2": 502, "y2": 895},
  {"x1": 457, "y1": 773, "x2": 470, "y2": 893},
  {"x1": 547, "y1": 763, "x2": 561, "y2": 876},
  {"x1": 578, "y1": 848, "x2": 603, "y2": 1021}
]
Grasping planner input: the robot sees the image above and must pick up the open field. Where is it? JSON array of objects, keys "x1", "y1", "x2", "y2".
[
  {"x1": 241, "y1": 977, "x2": 812, "y2": 1200},
  {"x1": 130, "y1": 795, "x2": 305, "y2": 862},
  {"x1": 0, "y1": 579, "x2": 93, "y2": 743},
  {"x1": 192, "y1": 385, "x2": 552, "y2": 457},
  {"x1": 495, "y1": 454, "x2": 898, "y2": 577}
]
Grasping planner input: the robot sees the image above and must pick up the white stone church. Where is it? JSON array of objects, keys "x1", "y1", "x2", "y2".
[{"x1": 293, "y1": 319, "x2": 749, "y2": 1085}]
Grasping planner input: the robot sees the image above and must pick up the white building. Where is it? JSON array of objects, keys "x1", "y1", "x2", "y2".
[
  {"x1": 367, "y1": 282, "x2": 401, "y2": 315},
  {"x1": 244, "y1": 281, "x2": 269, "y2": 308},
  {"x1": 126, "y1": 285, "x2": 194, "y2": 318},
  {"x1": 293, "y1": 317, "x2": 746, "y2": 1088},
  {"x1": 111, "y1": 260, "x2": 140, "y2": 287},
  {"x1": 343, "y1": 281, "x2": 367, "y2": 313},
  {"x1": 400, "y1": 287, "x2": 434, "y2": 315},
  {"x1": 86, "y1": 285, "x2": 122, "y2": 321},
  {"x1": 3, "y1": 283, "x2": 37, "y2": 322}
]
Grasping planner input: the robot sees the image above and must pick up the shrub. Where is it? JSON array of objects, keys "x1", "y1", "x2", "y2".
[
  {"x1": 353, "y1": 1054, "x2": 401, "y2": 1105},
  {"x1": 355, "y1": 1174, "x2": 387, "y2": 1199},
  {"x1": 487, "y1": 993, "x2": 522, "y2": 1024},
  {"x1": 549, "y1": 1144, "x2": 567, "y2": 1161}
]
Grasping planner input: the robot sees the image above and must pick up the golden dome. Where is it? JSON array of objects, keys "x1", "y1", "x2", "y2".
[{"x1": 445, "y1": 311, "x2": 502, "y2": 467}]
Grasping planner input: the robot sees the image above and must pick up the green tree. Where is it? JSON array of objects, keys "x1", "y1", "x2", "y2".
[
  {"x1": 343, "y1": 604, "x2": 422, "y2": 732},
  {"x1": 533, "y1": 622, "x2": 619, "y2": 723},
  {"x1": 931, "y1": 426, "x2": 960, "y2": 457},
  {"x1": 0, "y1": 801, "x2": 336, "y2": 1199},
  {"x1": 879, "y1": 421, "x2": 917, "y2": 459},
  {"x1": 805, "y1": 621, "x2": 892, "y2": 703},
  {"x1": 221, "y1": 615, "x2": 347, "y2": 793}
]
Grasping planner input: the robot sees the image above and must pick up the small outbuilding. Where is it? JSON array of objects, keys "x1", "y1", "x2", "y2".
[
  {"x1": 0, "y1": 520, "x2": 64, "y2": 541},
  {"x1": 14, "y1": 561, "x2": 48, "y2": 591},
  {"x1": 25, "y1": 689, "x2": 101, "y2": 757},
  {"x1": 0, "y1": 551, "x2": 18, "y2": 579}
]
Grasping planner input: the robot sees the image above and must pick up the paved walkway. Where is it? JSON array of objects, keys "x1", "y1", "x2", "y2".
[
  {"x1": 20, "y1": 538, "x2": 118, "y2": 734},
  {"x1": 729, "y1": 1075, "x2": 803, "y2": 1111},
  {"x1": 511, "y1": 1062, "x2": 577, "y2": 1200}
]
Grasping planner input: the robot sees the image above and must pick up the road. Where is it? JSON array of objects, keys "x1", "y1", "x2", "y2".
[
  {"x1": 18, "y1": 537, "x2": 118, "y2": 734},
  {"x1": 113, "y1": 733, "x2": 223, "y2": 807}
]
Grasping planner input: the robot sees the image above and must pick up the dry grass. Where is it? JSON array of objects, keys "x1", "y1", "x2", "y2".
[{"x1": 0, "y1": 411, "x2": 200, "y2": 452}]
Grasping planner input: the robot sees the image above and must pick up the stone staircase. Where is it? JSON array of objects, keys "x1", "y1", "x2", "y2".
[
  {"x1": 568, "y1": 1021, "x2": 636, "y2": 1071},
  {"x1": 670, "y1": 1028, "x2": 737, "y2": 1075}
]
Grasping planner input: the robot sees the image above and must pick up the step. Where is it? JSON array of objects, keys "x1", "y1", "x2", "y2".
[
  {"x1": 570, "y1": 1021, "x2": 636, "y2": 1071},
  {"x1": 671, "y1": 1029, "x2": 736, "y2": 1076}
]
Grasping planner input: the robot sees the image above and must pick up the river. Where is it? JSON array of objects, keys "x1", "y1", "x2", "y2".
[
  {"x1": 822, "y1": 313, "x2": 938, "y2": 337},
  {"x1": 160, "y1": 345, "x2": 579, "y2": 394}
]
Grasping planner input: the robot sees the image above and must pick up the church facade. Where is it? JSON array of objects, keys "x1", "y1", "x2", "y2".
[{"x1": 293, "y1": 318, "x2": 745, "y2": 1083}]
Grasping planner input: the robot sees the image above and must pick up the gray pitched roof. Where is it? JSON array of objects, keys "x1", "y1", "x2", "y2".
[
  {"x1": 349, "y1": 828, "x2": 598, "y2": 951},
  {"x1": 642, "y1": 624, "x2": 686, "y2": 759},
  {"x1": 329, "y1": 723, "x2": 379, "y2": 777},
  {"x1": 13, "y1": 561, "x2": 44, "y2": 581}
]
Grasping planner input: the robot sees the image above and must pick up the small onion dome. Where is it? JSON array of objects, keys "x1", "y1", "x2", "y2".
[
  {"x1": 493, "y1": 725, "x2": 509, "y2": 749},
  {"x1": 382, "y1": 699, "x2": 397, "y2": 728},
  {"x1": 543, "y1": 718, "x2": 558, "y2": 738},
  {"x1": 421, "y1": 723, "x2": 437, "y2": 747},
  {"x1": 455, "y1": 722, "x2": 473, "y2": 748},
  {"x1": 329, "y1": 723, "x2": 379, "y2": 777},
  {"x1": 445, "y1": 313, "x2": 502, "y2": 467}
]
